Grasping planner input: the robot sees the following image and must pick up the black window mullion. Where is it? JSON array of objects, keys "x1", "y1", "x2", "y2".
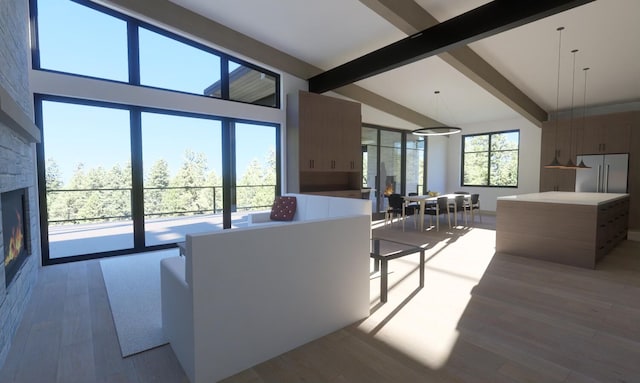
[
  {"x1": 487, "y1": 133, "x2": 493, "y2": 186},
  {"x1": 275, "y1": 125, "x2": 282, "y2": 197},
  {"x1": 400, "y1": 133, "x2": 407, "y2": 195},
  {"x1": 128, "y1": 23, "x2": 140, "y2": 85},
  {"x1": 34, "y1": 95, "x2": 51, "y2": 265},
  {"x1": 422, "y1": 137, "x2": 428, "y2": 195},
  {"x1": 222, "y1": 119, "x2": 233, "y2": 229},
  {"x1": 130, "y1": 108, "x2": 145, "y2": 249},
  {"x1": 29, "y1": 0, "x2": 41, "y2": 69},
  {"x1": 221, "y1": 58, "x2": 230, "y2": 100}
]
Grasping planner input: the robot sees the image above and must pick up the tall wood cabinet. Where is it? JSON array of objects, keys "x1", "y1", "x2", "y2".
[
  {"x1": 539, "y1": 110, "x2": 640, "y2": 230},
  {"x1": 582, "y1": 113, "x2": 631, "y2": 154},
  {"x1": 539, "y1": 121, "x2": 576, "y2": 192},
  {"x1": 287, "y1": 90, "x2": 362, "y2": 197}
]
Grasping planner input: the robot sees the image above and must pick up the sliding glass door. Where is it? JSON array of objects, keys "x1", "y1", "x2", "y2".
[
  {"x1": 41, "y1": 100, "x2": 133, "y2": 259},
  {"x1": 37, "y1": 97, "x2": 280, "y2": 263},
  {"x1": 234, "y1": 122, "x2": 279, "y2": 215},
  {"x1": 141, "y1": 112, "x2": 222, "y2": 246}
]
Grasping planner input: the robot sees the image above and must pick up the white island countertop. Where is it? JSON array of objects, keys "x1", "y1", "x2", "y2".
[{"x1": 497, "y1": 191, "x2": 629, "y2": 206}]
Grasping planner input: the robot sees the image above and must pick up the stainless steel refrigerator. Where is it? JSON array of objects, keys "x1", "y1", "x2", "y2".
[{"x1": 575, "y1": 153, "x2": 629, "y2": 193}]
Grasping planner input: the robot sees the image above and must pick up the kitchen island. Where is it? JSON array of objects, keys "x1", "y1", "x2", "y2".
[{"x1": 496, "y1": 192, "x2": 630, "y2": 268}]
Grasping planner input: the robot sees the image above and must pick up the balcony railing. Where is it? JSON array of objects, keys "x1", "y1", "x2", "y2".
[{"x1": 46, "y1": 184, "x2": 277, "y2": 225}]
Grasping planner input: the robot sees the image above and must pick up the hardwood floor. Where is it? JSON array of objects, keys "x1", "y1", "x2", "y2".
[{"x1": 2, "y1": 215, "x2": 640, "y2": 382}]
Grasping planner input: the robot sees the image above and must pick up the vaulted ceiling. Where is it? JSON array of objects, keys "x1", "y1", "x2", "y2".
[{"x1": 162, "y1": 0, "x2": 639, "y2": 130}]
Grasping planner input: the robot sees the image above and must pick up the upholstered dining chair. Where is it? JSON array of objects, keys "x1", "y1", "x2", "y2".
[
  {"x1": 465, "y1": 193, "x2": 481, "y2": 223},
  {"x1": 425, "y1": 196, "x2": 450, "y2": 231},
  {"x1": 448, "y1": 195, "x2": 467, "y2": 226},
  {"x1": 385, "y1": 193, "x2": 416, "y2": 228}
]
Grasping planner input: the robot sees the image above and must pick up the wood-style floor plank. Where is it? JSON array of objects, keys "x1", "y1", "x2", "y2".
[{"x1": 2, "y1": 215, "x2": 640, "y2": 383}]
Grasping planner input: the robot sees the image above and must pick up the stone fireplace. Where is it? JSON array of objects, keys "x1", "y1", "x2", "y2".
[{"x1": 0, "y1": 0, "x2": 40, "y2": 368}]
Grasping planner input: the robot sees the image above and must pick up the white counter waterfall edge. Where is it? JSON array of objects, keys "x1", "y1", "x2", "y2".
[
  {"x1": 496, "y1": 191, "x2": 630, "y2": 268},
  {"x1": 497, "y1": 191, "x2": 629, "y2": 205}
]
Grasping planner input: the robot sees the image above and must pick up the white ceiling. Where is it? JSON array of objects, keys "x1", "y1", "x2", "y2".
[{"x1": 169, "y1": 0, "x2": 640, "y2": 129}]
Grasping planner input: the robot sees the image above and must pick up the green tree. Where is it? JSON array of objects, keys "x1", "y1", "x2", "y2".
[
  {"x1": 165, "y1": 150, "x2": 210, "y2": 215},
  {"x1": 236, "y1": 147, "x2": 276, "y2": 211},
  {"x1": 145, "y1": 159, "x2": 170, "y2": 217},
  {"x1": 45, "y1": 158, "x2": 65, "y2": 222},
  {"x1": 205, "y1": 169, "x2": 222, "y2": 213},
  {"x1": 463, "y1": 133, "x2": 518, "y2": 186}
]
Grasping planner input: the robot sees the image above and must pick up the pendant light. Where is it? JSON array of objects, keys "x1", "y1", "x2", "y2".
[
  {"x1": 412, "y1": 91, "x2": 461, "y2": 136},
  {"x1": 564, "y1": 49, "x2": 579, "y2": 169},
  {"x1": 577, "y1": 67, "x2": 592, "y2": 169},
  {"x1": 544, "y1": 27, "x2": 565, "y2": 169}
]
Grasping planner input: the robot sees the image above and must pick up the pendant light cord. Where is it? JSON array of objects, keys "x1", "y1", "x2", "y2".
[
  {"x1": 569, "y1": 49, "x2": 578, "y2": 164},
  {"x1": 553, "y1": 27, "x2": 564, "y2": 159},
  {"x1": 581, "y1": 67, "x2": 589, "y2": 156}
]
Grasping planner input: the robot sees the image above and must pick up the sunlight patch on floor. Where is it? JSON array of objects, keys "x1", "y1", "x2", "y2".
[{"x1": 361, "y1": 225, "x2": 497, "y2": 369}]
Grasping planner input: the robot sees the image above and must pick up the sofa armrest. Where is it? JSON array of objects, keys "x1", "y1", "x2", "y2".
[
  {"x1": 160, "y1": 256, "x2": 195, "y2": 381},
  {"x1": 248, "y1": 211, "x2": 272, "y2": 224}
]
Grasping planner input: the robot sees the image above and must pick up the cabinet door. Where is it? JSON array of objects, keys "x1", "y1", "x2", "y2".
[
  {"x1": 539, "y1": 126, "x2": 556, "y2": 191},
  {"x1": 539, "y1": 124, "x2": 576, "y2": 191},
  {"x1": 581, "y1": 115, "x2": 631, "y2": 154},
  {"x1": 581, "y1": 121, "x2": 603, "y2": 155},
  {"x1": 336, "y1": 101, "x2": 362, "y2": 171},
  {"x1": 603, "y1": 124, "x2": 631, "y2": 154},
  {"x1": 298, "y1": 92, "x2": 326, "y2": 171},
  {"x1": 555, "y1": 123, "x2": 575, "y2": 165}
]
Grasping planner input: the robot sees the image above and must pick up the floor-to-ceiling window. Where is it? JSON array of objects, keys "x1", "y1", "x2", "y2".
[
  {"x1": 40, "y1": 100, "x2": 133, "y2": 259},
  {"x1": 234, "y1": 122, "x2": 279, "y2": 212},
  {"x1": 380, "y1": 130, "x2": 402, "y2": 208},
  {"x1": 141, "y1": 112, "x2": 223, "y2": 247},
  {"x1": 362, "y1": 125, "x2": 427, "y2": 214},
  {"x1": 406, "y1": 134, "x2": 425, "y2": 194},
  {"x1": 31, "y1": 0, "x2": 281, "y2": 264}
]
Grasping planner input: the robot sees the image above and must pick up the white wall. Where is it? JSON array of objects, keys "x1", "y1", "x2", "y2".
[
  {"x1": 445, "y1": 116, "x2": 542, "y2": 211},
  {"x1": 427, "y1": 135, "x2": 448, "y2": 193}
]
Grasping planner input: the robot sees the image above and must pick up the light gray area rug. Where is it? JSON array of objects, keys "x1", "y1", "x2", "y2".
[{"x1": 100, "y1": 249, "x2": 179, "y2": 357}]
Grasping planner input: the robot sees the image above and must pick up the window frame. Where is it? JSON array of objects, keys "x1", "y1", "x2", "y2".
[
  {"x1": 29, "y1": 0, "x2": 281, "y2": 108},
  {"x1": 461, "y1": 129, "x2": 520, "y2": 188},
  {"x1": 35, "y1": 93, "x2": 281, "y2": 265}
]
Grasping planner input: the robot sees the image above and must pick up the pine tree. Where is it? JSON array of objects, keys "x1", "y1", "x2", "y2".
[
  {"x1": 165, "y1": 149, "x2": 209, "y2": 215},
  {"x1": 145, "y1": 159, "x2": 170, "y2": 217}
]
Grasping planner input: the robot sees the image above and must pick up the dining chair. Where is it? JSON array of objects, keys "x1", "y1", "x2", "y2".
[
  {"x1": 425, "y1": 196, "x2": 450, "y2": 231},
  {"x1": 448, "y1": 195, "x2": 467, "y2": 226},
  {"x1": 465, "y1": 193, "x2": 481, "y2": 223},
  {"x1": 385, "y1": 193, "x2": 416, "y2": 228}
]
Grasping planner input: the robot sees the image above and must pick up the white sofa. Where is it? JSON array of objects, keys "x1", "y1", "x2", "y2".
[{"x1": 161, "y1": 194, "x2": 371, "y2": 383}]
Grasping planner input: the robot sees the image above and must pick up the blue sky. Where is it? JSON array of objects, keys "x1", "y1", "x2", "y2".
[{"x1": 38, "y1": 0, "x2": 275, "y2": 184}]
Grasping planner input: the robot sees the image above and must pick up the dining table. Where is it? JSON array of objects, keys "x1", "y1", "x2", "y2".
[{"x1": 403, "y1": 193, "x2": 471, "y2": 231}]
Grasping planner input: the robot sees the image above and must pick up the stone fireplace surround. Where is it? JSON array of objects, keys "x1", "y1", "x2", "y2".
[
  {"x1": 0, "y1": 105, "x2": 40, "y2": 368},
  {"x1": 0, "y1": 0, "x2": 41, "y2": 368}
]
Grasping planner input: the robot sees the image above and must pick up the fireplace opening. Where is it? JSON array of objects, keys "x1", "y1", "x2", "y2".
[{"x1": 2, "y1": 188, "x2": 30, "y2": 288}]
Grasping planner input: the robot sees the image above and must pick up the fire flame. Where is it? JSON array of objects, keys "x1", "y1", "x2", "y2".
[{"x1": 4, "y1": 209, "x2": 23, "y2": 267}]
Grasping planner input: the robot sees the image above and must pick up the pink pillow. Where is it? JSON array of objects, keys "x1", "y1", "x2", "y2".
[{"x1": 270, "y1": 196, "x2": 297, "y2": 221}]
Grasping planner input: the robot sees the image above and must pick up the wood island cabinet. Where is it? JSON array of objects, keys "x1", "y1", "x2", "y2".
[
  {"x1": 287, "y1": 91, "x2": 362, "y2": 198},
  {"x1": 497, "y1": 192, "x2": 629, "y2": 269}
]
